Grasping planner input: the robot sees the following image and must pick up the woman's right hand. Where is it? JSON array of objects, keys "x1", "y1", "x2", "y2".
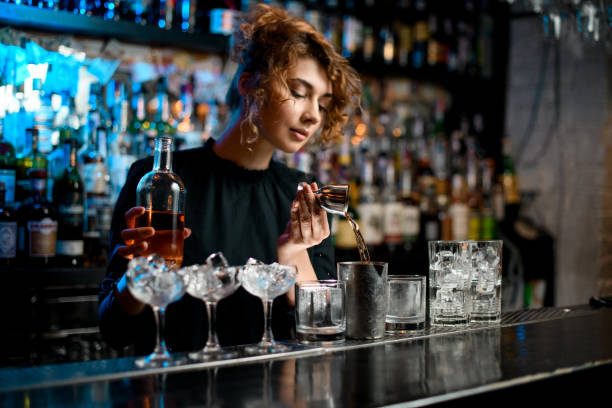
[
  {"x1": 116, "y1": 207, "x2": 154, "y2": 259},
  {"x1": 116, "y1": 206, "x2": 193, "y2": 260}
]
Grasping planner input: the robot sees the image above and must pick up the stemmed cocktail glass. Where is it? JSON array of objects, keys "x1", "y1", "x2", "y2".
[
  {"x1": 239, "y1": 261, "x2": 297, "y2": 354},
  {"x1": 182, "y1": 253, "x2": 243, "y2": 360},
  {"x1": 126, "y1": 254, "x2": 187, "y2": 368}
]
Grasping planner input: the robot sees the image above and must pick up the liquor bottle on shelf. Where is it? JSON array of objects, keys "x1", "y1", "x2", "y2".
[
  {"x1": 135, "y1": 135, "x2": 186, "y2": 268},
  {"x1": 128, "y1": 83, "x2": 150, "y2": 158},
  {"x1": 15, "y1": 128, "x2": 48, "y2": 204},
  {"x1": 480, "y1": 157, "x2": 496, "y2": 239},
  {"x1": 17, "y1": 169, "x2": 58, "y2": 267},
  {"x1": 0, "y1": 181, "x2": 17, "y2": 268},
  {"x1": 153, "y1": 78, "x2": 175, "y2": 138},
  {"x1": 412, "y1": 0, "x2": 429, "y2": 70},
  {"x1": 150, "y1": 0, "x2": 173, "y2": 29},
  {"x1": 381, "y1": 155, "x2": 403, "y2": 248},
  {"x1": 46, "y1": 127, "x2": 73, "y2": 202},
  {"x1": 416, "y1": 143, "x2": 439, "y2": 243},
  {"x1": 0, "y1": 124, "x2": 17, "y2": 206},
  {"x1": 52, "y1": 139, "x2": 85, "y2": 267},
  {"x1": 80, "y1": 125, "x2": 111, "y2": 266},
  {"x1": 465, "y1": 135, "x2": 482, "y2": 240},
  {"x1": 173, "y1": 0, "x2": 196, "y2": 32},
  {"x1": 501, "y1": 137, "x2": 520, "y2": 220},
  {"x1": 399, "y1": 162, "x2": 420, "y2": 249},
  {"x1": 448, "y1": 173, "x2": 469, "y2": 241},
  {"x1": 357, "y1": 155, "x2": 383, "y2": 255}
]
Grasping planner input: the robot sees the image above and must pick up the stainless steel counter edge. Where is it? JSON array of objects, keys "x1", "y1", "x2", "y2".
[{"x1": 0, "y1": 305, "x2": 602, "y2": 395}]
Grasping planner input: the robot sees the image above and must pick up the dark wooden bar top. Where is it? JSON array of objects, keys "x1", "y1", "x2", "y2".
[{"x1": 1, "y1": 306, "x2": 611, "y2": 407}]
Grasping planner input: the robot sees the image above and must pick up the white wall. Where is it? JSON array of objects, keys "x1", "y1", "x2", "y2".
[{"x1": 505, "y1": 16, "x2": 607, "y2": 306}]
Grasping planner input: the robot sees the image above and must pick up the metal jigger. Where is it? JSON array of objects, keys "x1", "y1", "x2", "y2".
[
  {"x1": 298, "y1": 184, "x2": 349, "y2": 215},
  {"x1": 298, "y1": 184, "x2": 350, "y2": 216},
  {"x1": 316, "y1": 184, "x2": 350, "y2": 215}
]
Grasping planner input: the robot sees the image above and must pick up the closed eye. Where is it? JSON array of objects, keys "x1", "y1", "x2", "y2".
[
  {"x1": 319, "y1": 105, "x2": 328, "y2": 113},
  {"x1": 291, "y1": 90, "x2": 305, "y2": 98}
]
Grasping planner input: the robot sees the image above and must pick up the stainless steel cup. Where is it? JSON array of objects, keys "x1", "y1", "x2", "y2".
[{"x1": 338, "y1": 261, "x2": 388, "y2": 339}]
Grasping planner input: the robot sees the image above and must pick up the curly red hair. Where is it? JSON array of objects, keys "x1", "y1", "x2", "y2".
[{"x1": 226, "y1": 4, "x2": 361, "y2": 147}]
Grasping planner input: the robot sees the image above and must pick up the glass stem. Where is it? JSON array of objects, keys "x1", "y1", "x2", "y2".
[
  {"x1": 153, "y1": 306, "x2": 168, "y2": 355},
  {"x1": 261, "y1": 298, "x2": 274, "y2": 345},
  {"x1": 205, "y1": 301, "x2": 220, "y2": 351}
]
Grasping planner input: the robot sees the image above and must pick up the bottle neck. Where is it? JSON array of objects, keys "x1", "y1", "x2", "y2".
[{"x1": 153, "y1": 137, "x2": 173, "y2": 172}]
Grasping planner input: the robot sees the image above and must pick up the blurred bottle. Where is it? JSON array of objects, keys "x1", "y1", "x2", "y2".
[
  {"x1": 399, "y1": 157, "x2": 420, "y2": 248},
  {"x1": 153, "y1": 78, "x2": 175, "y2": 138},
  {"x1": 465, "y1": 135, "x2": 481, "y2": 240},
  {"x1": 357, "y1": 155, "x2": 384, "y2": 251},
  {"x1": 502, "y1": 137, "x2": 520, "y2": 218},
  {"x1": 173, "y1": 0, "x2": 196, "y2": 32},
  {"x1": 80, "y1": 124, "x2": 111, "y2": 266},
  {"x1": 15, "y1": 128, "x2": 48, "y2": 204},
  {"x1": 0, "y1": 181, "x2": 17, "y2": 268},
  {"x1": 0, "y1": 124, "x2": 17, "y2": 206},
  {"x1": 412, "y1": 0, "x2": 429, "y2": 69},
  {"x1": 128, "y1": 83, "x2": 150, "y2": 157},
  {"x1": 381, "y1": 155, "x2": 403, "y2": 247},
  {"x1": 448, "y1": 173, "x2": 469, "y2": 240},
  {"x1": 53, "y1": 139, "x2": 84, "y2": 267},
  {"x1": 17, "y1": 169, "x2": 57, "y2": 267},
  {"x1": 480, "y1": 158, "x2": 496, "y2": 239}
]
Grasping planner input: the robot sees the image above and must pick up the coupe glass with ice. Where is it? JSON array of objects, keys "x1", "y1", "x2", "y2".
[
  {"x1": 182, "y1": 252, "x2": 243, "y2": 360},
  {"x1": 126, "y1": 254, "x2": 187, "y2": 367},
  {"x1": 239, "y1": 259, "x2": 298, "y2": 353},
  {"x1": 428, "y1": 241, "x2": 473, "y2": 326},
  {"x1": 470, "y1": 240, "x2": 503, "y2": 322}
]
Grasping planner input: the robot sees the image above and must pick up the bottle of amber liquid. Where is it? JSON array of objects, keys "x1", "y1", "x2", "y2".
[
  {"x1": 135, "y1": 136, "x2": 186, "y2": 268},
  {"x1": 17, "y1": 169, "x2": 58, "y2": 267}
]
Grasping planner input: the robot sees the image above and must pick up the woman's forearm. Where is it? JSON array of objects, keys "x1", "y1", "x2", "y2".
[{"x1": 278, "y1": 247, "x2": 317, "y2": 307}]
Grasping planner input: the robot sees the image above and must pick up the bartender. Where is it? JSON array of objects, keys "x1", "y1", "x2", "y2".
[{"x1": 98, "y1": 4, "x2": 362, "y2": 354}]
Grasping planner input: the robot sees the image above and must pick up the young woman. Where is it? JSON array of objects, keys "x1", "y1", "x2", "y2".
[{"x1": 98, "y1": 4, "x2": 361, "y2": 353}]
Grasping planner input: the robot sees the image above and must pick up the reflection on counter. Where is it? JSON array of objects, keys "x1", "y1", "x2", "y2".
[{"x1": 426, "y1": 328, "x2": 502, "y2": 394}]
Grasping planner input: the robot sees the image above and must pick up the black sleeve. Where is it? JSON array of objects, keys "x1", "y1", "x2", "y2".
[{"x1": 98, "y1": 159, "x2": 155, "y2": 351}]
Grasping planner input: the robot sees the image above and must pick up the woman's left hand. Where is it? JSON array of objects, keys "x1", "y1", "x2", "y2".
[{"x1": 277, "y1": 182, "x2": 330, "y2": 258}]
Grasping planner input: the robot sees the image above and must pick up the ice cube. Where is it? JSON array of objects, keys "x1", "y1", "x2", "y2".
[
  {"x1": 484, "y1": 246, "x2": 500, "y2": 268},
  {"x1": 246, "y1": 257, "x2": 264, "y2": 266},
  {"x1": 128, "y1": 256, "x2": 150, "y2": 275},
  {"x1": 432, "y1": 250, "x2": 455, "y2": 271},
  {"x1": 206, "y1": 252, "x2": 229, "y2": 268},
  {"x1": 146, "y1": 254, "x2": 166, "y2": 269}
]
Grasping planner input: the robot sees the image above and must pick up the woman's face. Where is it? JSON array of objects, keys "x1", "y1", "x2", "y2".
[{"x1": 259, "y1": 57, "x2": 332, "y2": 153}]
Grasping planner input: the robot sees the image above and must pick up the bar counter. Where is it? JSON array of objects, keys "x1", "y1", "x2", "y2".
[{"x1": 1, "y1": 305, "x2": 611, "y2": 407}]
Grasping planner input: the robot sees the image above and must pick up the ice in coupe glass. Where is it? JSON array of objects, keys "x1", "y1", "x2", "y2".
[
  {"x1": 470, "y1": 240, "x2": 503, "y2": 322},
  {"x1": 428, "y1": 241, "x2": 473, "y2": 326},
  {"x1": 182, "y1": 252, "x2": 242, "y2": 360},
  {"x1": 126, "y1": 254, "x2": 187, "y2": 367},
  {"x1": 239, "y1": 260, "x2": 297, "y2": 353}
]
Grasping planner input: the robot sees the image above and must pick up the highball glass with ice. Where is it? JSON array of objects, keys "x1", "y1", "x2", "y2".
[
  {"x1": 470, "y1": 240, "x2": 503, "y2": 322},
  {"x1": 428, "y1": 241, "x2": 472, "y2": 326}
]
